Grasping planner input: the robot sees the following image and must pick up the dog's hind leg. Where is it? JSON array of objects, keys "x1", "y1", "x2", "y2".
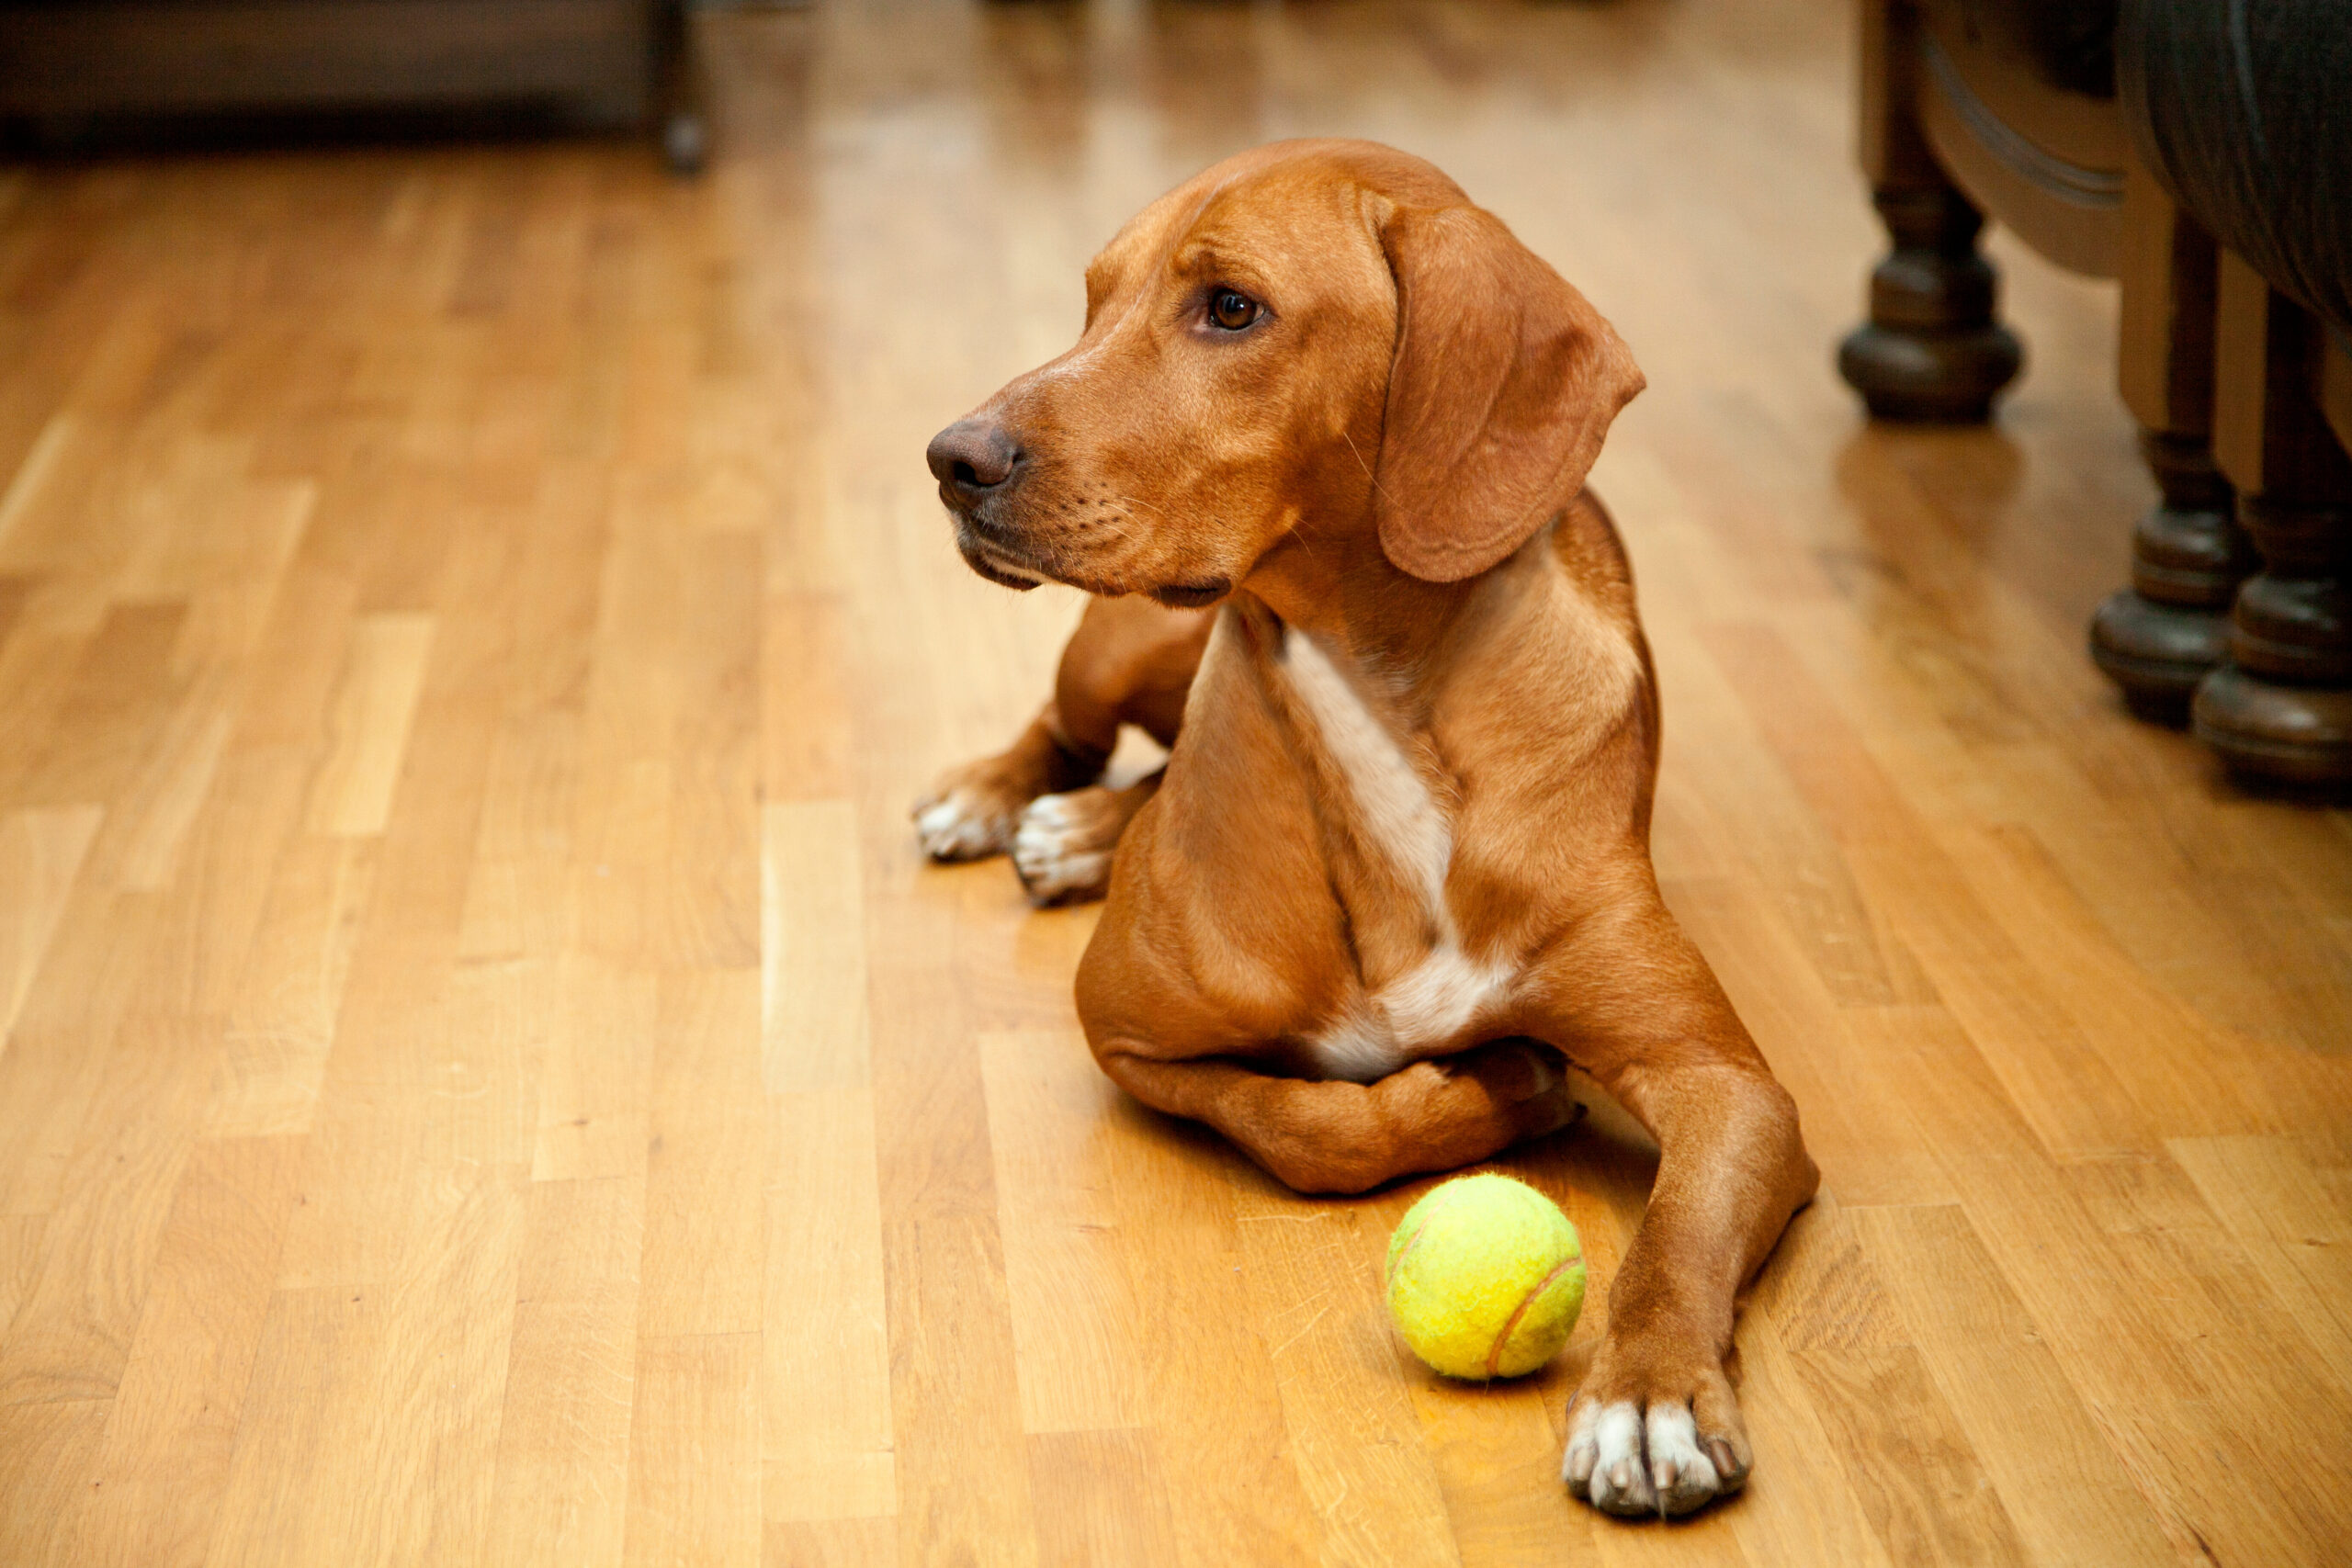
[
  {"x1": 914, "y1": 597, "x2": 1210, "y2": 863},
  {"x1": 1092, "y1": 1041, "x2": 1582, "y2": 1195}
]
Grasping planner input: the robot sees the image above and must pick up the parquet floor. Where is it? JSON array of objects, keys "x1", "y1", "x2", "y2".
[{"x1": 2, "y1": 1, "x2": 2348, "y2": 1563}]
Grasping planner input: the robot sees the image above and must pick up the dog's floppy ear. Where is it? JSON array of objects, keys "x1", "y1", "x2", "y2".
[{"x1": 1372, "y1": 205, "x2": 1645, "y2": 582}]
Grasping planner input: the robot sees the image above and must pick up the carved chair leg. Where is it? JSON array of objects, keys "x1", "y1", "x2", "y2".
[
  {"x1": 1838, "y1": 0, "x2": 2021, "y2": 423},
  {"x1": 2090, "y1": 430, "x2": 2251, "y2": 718},
  {"x1": 2189, "y1": 255, "x2": 2352, "y2": 786},
  {"x1": 658, "y1": 0, "x2": 707, "y2": 175},
  {"x1": 2098, "y1": 166, "x2": 2234, "y2": 719},
  {"x1": 1839, "y1": 186, "x2": 2024, "y2": 422},
  {"x1": 2195, "y1": 496, "x2": 2352, "y2": 784}
]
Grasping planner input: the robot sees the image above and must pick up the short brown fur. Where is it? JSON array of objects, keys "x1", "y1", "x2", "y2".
[{"x1": 916, "y1": 139, "x2": 1818, "y2": 1518}]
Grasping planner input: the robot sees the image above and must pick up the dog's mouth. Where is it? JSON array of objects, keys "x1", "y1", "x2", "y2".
[
  {"x1": 949, "y1": 506, "x2": 1230, "y2": 608},
  {"x1": 955, "y1": 531, "x2": 1049, "y2": 592},
  {"x1": 944, "y1": 502, "x2": 1050, "y2": 592},
  {"x1": 1149, "y1": 577, "x2": 1230, "y2": 608},
  {"x1": 950, "y1": 505, "x2": 1125, "y2": 595}
]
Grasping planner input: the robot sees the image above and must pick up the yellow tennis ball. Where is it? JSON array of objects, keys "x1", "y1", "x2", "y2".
[{"x1": 1385, "y1": 1173, "x2": 1586, "y2": 1381}]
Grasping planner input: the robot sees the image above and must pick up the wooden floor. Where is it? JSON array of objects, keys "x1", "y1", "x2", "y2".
[{"x1": 3, "y1": 1, "x2": 2349, "y2": 1563}]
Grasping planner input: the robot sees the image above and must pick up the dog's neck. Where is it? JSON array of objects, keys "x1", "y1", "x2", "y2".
[{"x1": 1238, "y1": 519, "x2": 1504, "y2": 690}]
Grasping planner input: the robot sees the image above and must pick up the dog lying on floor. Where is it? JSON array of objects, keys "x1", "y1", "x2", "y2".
[{"x1": 911, "y1": 140, "x2": 1816, "y2": 1519}]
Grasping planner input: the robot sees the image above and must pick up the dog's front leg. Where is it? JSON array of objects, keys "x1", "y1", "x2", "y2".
[
  {"x1": 1011, "y1": 767, "x2": 1163, "y2": 905},
  {"x1": 1094, "y1": 1040, "x2": 1581, "y2": 1195},
  {"x1": 1517, "y1": 900, "x2": 1817, "y2": 1519},
  {"x1": 914, "y1": 597, "x2": 1210, "y2": 863},
  {"x1": 914, "y1": 706, "x2": 1106, "y2": 861}
]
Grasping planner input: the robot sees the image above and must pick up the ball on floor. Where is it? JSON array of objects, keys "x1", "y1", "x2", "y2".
[{"x1": 1385, "y1": 1172, "x2": 1585, "y2": 1380}]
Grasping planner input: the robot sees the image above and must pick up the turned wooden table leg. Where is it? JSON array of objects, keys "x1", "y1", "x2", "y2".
[
  {"x1": 2198, "y1": 495, "x2": 2352, "y2": 783},
  {"x1": 2093, "y1": 169, "x2": 2251, "y2": 717},
  {"x1": 1840, "y1": 186, "x2": 2024, "y2": 421},
  {"x1": 1837, "y1": 0, "x2": 2021, "y2": 423},
  {"x1": 2091, "y1": 431, "x2": 2250, "y2": 717},
  {"x1": 2190, "y1": 255, "x2": 2352, "y2": 785},
  {"x1": 658, "y1": 0, "x2": 707, "y2": 175}
]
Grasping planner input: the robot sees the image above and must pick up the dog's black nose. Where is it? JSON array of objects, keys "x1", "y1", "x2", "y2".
[{"x1": 927, "y1": 419, "x2": 1023, "y2": 502}]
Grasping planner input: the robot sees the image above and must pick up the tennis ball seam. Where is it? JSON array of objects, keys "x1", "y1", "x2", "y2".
[
  {"x1": 1385, "y1": 1217, "x2": 1431, "y2": 1293},
  {"x1": 1387, "y1": 1176, "x2": 1584, "y2": 1381},
  {"x1": 1483, "y1": 1248, "x2": 1585, "y2": 1380},
  {"x1": 1386, "y1": 1187, "x2": 1464, "y2": 1292}
]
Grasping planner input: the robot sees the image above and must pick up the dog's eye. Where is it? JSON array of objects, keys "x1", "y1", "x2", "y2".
[{"x1": 1208, "y1": 289, "x2": 1261, "y2": 332}]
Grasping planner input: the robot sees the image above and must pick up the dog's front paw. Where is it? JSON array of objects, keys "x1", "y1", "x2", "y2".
[
  {"x1": 1010, "y1": 788, "x2": 1125, "y2": 905},
  {"x1": 913, "y1": 775, "x2": 1027, "y2": 862},
  {"x1": 1562, "y1": 1343, "x2": 1750, "y2": 1519}
]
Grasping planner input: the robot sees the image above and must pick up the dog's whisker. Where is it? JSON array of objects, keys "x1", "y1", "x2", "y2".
[{"x1": 1107, "y1": 491, "x2": 1171, "y2": 520}]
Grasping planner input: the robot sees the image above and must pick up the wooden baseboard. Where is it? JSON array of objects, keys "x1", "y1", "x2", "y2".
[{"x1": 0, "y1": 1, "x2": 661, "y2": 120}]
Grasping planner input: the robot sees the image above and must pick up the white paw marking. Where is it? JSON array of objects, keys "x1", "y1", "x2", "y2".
[
  {"x1": 1011, "y1": 791, "x2": 1114, "y2": 903},
  {"x1": 916, "y1": 790, "x2": 1012, "y2": 862},
  {"x1": 1563, "y1": 1397, "x2": 1732, "y2": 1518},
  {"x1": 1645, "y1": 1404, "x2": 1722, "y2": 1517},
  {"x1": 1579, "y1": 1401, "x2": 1658, "y2": 1517}
]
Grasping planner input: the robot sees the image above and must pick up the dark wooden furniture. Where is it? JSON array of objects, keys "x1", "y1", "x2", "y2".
[
  {"x1": 0, "y1": 0, "x2": 705, "y2": 171},
  {"x1": 1840, "y1": 0, "x2": 2352, "y2": 785}
]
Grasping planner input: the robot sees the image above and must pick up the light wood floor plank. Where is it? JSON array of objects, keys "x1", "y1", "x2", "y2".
[
  {"x1": 1026, "y1": 1427, "x2": 1182, "y2": 1568},
  {"x1": 0, "y1": 886, "x2": 160, "y2": 1217},
  {"x1": 304, "y1": 613, "x2": 435, "y2": 838},
  {"x1": 0, "y1": 804, "x2": 101, "y2": 1043},
  {"x1": 1849, "y1": 1202, "x2": 2176, "y2": 1566},
  {"x1": 1704, "y1": 619, "x2": 2159, "y2": 1161},
  {"x1": 484, "y1": 1177, "x2": 644, "y2": 1568},
  {"x1": 0, "y1": 1397, "x2": 109, "y2": 1568},
  {"x1": 1758, "y1": 1201, "x2": 2032, "y2": 1568},
  {"x1": 880, "y1": 1213, "x2": 1041, "y2": 1568},
  {"x1": 1847, "y1": 1005, "x2": 2352, "y2": 1565},
  {"x1": 2168, "y1": 1134, "x2": 2352, "y2": 1389},
  {"x1": 763, "y1": 1516, "x2": 899, "y2": 1568},
  {"x1": 1721, "y1": 1316, "x2": 1897, "y2": 1568},
  {"x1": 641, "y1": 969, "x2": 766, "y2": 1339},
  {"x1": 1095, "y1": 1061, "x2": 1322, "y2": 1568},
  {"x1": 764, "y1": 800, "x2": 870, "y2": 1095},
  {"x1": 981, "y1": 1026, "x2": 1146, "y2": 1436},
  {"x1": 205, "y1": 834, "x2": 379, "y2": 1141},
  {"x1": 528, "y1": 954, "x2": 657, "y2": 1185},
  {"x1": 764, "y1": 1087, "x2": 894, "y2": 1525},
  {"x1": 12, "y1": 601, "x2": 189, "y2": 810},
  {"x1": 1230, "y1": 1188, "x2": 1461, "y2": 1568},
  {"x1": 1404, "y1": 1361, "x2": 1609, "y2": 1568},
  {"x1": 59, "y1": 1135, "x2": 302, "y2": 1568},
  {"x1": 0, "y1": 1016, "x2": 228, "y2": 1406}
]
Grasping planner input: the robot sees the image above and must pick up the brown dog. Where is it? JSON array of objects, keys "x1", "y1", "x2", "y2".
[{"x1": 914, "y1": 140, "x2": 1816, "y2": 1519}]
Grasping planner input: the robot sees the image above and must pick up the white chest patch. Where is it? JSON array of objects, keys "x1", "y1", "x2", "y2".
[{"x1": 1276, "y1": 628, "x2": 1512, "y2": 1081}]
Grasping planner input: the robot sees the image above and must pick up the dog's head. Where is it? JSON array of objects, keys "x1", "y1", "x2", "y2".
[{"x1": 926, "y1": 139, "x2": 1643, "y2": 602}]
